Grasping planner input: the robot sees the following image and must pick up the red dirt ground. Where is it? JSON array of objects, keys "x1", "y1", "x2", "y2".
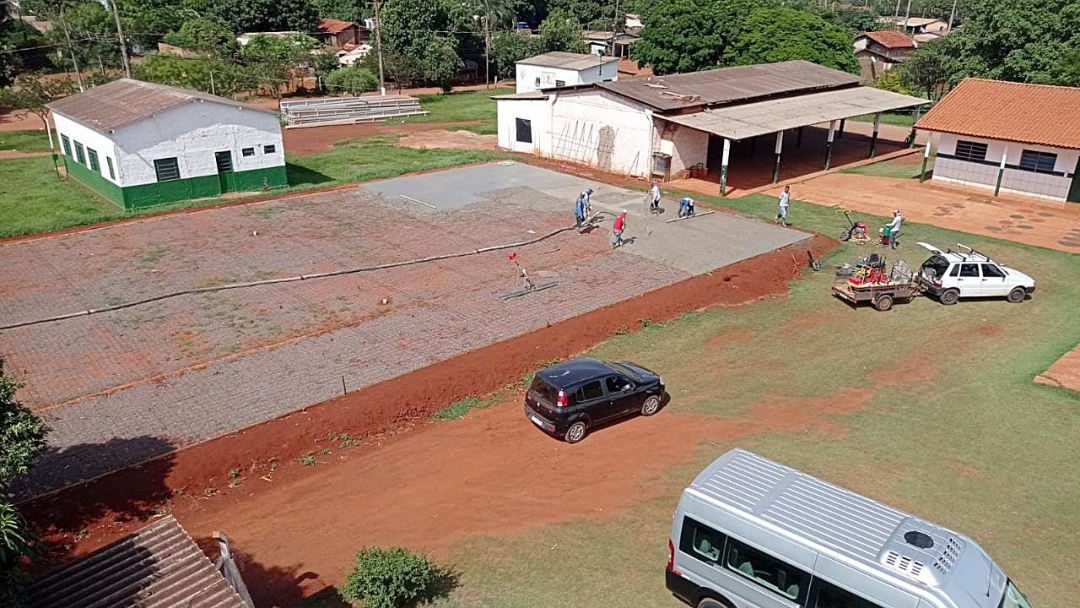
[
  {"x1": 282, "y1": 121, "x2": 487, "y2": 155},
  {"x1": 1035, "y1": 344, "x2": 1080, "y2": 391},
  {"x1": 706, "y1": 328, "x2": 756, "y2": 350},
  {"x1": 26, "y1": 237, "x2": 835, "y2": 575},
  {"x1": 871, "y1": 355, "x2": 938, "y2": 386}
]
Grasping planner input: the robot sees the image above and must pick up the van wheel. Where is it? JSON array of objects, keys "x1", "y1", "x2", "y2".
[
  {"x1": 698, "y1": 599, "x2": 730, "y2": 608},
  {"x1": 1007, "y1": 287, "x2": 1026, "y2": 303},
  {"x1": 939, "y1": 288, "x2": 960, "y2": 306},
  {"x1": 564, "y1": 421, "x2": 587, "y2": 444},
  {"x1": 641, "y1": 395, "x2": 661, "y2": 416}
]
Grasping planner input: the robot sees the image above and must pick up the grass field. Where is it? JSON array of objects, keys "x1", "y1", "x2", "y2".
[
  {"x1": 301, "y1": 195, "x2": 1080, "y2": 608},
  {"x1": 842, "y1": 155, "x2": 934, "y2": 179},
  {"x1": 850, "y1": 112, "x2": 919, "y2": 127},
  {"x1": 0, "y1": 129, "x2": 52, "y2": 153},
  {"x1": 0, "y1": 137, "x2": 506, "y2": 238},
  {"x1": 403, "y1": 87, "x2": 512, "y2": 134}
]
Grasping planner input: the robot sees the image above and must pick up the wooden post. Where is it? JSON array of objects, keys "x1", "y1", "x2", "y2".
[
  {"x1": 772, "y1": 131, "x2": 784, "y2": 184},
  {"x1": 372, "y1": 0, "x2": 387, "y2": 96},
  {"x1": 909, "y1": 106, "x2": 922, "y2": 148},
  {"x1": 719, "y1": 138, "x2": 731, "y2": 197},
  {"x1": 869, "y1": 112, "x2": 881, "y2": 158}
]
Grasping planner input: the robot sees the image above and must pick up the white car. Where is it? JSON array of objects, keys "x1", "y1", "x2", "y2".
[{"x1": 917, "y1": 242, "x2": 1035, "y2": 305}]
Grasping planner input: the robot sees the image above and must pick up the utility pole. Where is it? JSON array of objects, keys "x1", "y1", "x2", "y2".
[
  {"x1": 902, "y1": 0, "x2": 913, "y2": 32},
  {"x1": 58, "y1": 8, "x2": 84, "y2": 92},
  {"x1": 608, "y1": 0, "x2": 621, "y2": 58},
  {"x1": 483, "y1": 15, "x2": 490, "y2": 89},
  {"x1": 372, "y1": 0, "x2": 386, "y2": 96},
  {"x1": 108, "y1": 0, "x2": 132, "y2": 79},
  {"x1": 946, "y1": 0, "x2": 958, "y2": 32}
]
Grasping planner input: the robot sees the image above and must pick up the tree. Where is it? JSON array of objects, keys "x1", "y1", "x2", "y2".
[
  {"x1": 206, "y1": 0, "x2": 319, "y2": 34},
  {"x1": 57, "y1": 0, "x2": 123, "y2": 73},
  {"x1": 492, "y1": 31, "x2": 542, "y2": 78},
  {"x1": 831, "y1": 7, "x2": 881, "y2": 34},
  {"x1": 423, "y1": 35, "x2": 464, "y2": 91},
  {"x1": 312, "y1": 0, "x2": 366, "y2": 23},
  {"x1": 1051, "y1": 46, "x2": 1080, "y2": 86},
  {"x1": 239, "y1": 33, "x2": 320, "y2": 98},
  {"x1": 323, "y1": 64, "x2": 378, "y2": 94},
  {"x1": 116, "y1": 0, "x2": 198, "y2": 49},
  {"x1": 898, "y1": 45, "x2": 945, "y2": 98},
  {"x1": 551, "y1": 0, "x2": 621, "y2": 30},
  {"x1": 162, "y1": 16, "x2": 239, "y2": 57},
  {"x1": 472, "y1": 0, "x2": 516, "y2": 85},
  {"x1": 0, "y1": 360, "x2": 50, "y2": 608},
  {"x1": 726, "y1": 7, "x2": 861, "y2": 74},
  {"x1": 631, "y1": 0, "x2": 757, "y2": 75},
  {"x1": 381, "y1": 0, "x2": 469, "y2": 87},
  {"x1": 0, "y1": 73, "x2": 77, "y2": 130},
  {"x1": 134, "y1": 53, "x2": 251, "y2": 96},
  {"x1": 537, "y1": 8, "x2": 586, "y2": 53}
]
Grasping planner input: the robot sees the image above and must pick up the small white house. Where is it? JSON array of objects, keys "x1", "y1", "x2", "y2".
[
  {"x1": 917, "y1": 78, "x2": 1080, "y2": 202},
  {"x1": 48, "y1": 78, "x2": 287, "y2": 209},
  {"x1": 514, "y1": 51, "x2": 619, "y2": 94}
]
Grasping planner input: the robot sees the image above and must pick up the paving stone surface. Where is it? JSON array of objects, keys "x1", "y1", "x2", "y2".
[{"x1": 0, "y1": 163, "x2": 807, "y2": 496}]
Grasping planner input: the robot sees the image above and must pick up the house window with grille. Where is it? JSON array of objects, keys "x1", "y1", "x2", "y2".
[
  {"x1": 87, "y1": 148, "x2": 100, "y2": 173},
  {"x1": 74, "y1": 141, "x2": 85, "y2": 164},
  {"x1": 1018, "y1": 150, "x2": 1057, "y2": 173},
  {"x1": 953, "y1": 140, "x2": 988, "y2": 162},
  {"x1": 61, "y1": 135, "x2": 71, "y2": 156},
  {"x1": 153, "y1": 157, "x2": 180, "y2": 182}
]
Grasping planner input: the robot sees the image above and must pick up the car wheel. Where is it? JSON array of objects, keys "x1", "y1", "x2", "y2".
[
  {"x1": 564, "y1": 421, "x2": 587, "y2": 444},
  {"x1": 874, "y1": 294, "x2": 894, "y2": 312},
  {"x1": 939, "y1": 288, "x2": 960, "y2": 306},
  {"x1": 1007, "y1": 287, "x2": 1026, "y2": 303},
  {"x1": 641, "y1": 395, "x2": 661, "y2": 416}
]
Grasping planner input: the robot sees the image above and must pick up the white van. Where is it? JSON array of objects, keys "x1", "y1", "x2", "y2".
[{"x1": 667, "y1": 449, "x2": 1033, "y2": 608}]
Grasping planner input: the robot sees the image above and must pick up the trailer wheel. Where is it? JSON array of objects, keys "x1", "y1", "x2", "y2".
[
  {"x1": 1007, "y1": 287, "x2": 1026, "y2": 303},
  {"x1": 939, "y1": 289, "x2": 960, "y2": 306},
  {"x1": 874, "y1": 294, "x2": 894, "y2": 311}
]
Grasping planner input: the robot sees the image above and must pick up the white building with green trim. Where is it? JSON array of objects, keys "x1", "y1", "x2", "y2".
[{"x1": 47, "y1": 79, "x2": 287, "y2": 210}]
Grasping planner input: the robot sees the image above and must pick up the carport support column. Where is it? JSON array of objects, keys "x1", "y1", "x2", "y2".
[
  {"x1": 824, "y1": 120, "x2": 838, "y2": 170},
  {"x1": 909, "y1": 107, "x2": 922, "y2": 148},
  {"x1": 719, "y1": 138, "x2": 731, "y2": 197},
  {"x1": 772, "y1": 131, "x2": 784, "y2": 184},
  {"x1": 796, "y1": 127, "x2": 804, "y2": 148},
  {"x1": 994, "y1": 146, "x2": 1008, "y2": 196},
  {"x1": 838, "y1": 118, "x2": 846, "y2": 139},
  {"x1": 869, "y1": 112, "x2": 882, "y2": 158},
  {"x1": 919, "y1": 139, "x2": 931, "y2": 183}
]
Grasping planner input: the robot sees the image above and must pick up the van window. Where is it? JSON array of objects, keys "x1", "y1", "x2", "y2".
[
  {"x1": 575, "y1": 380, "x2": 603, "y2": 402},
  {"x1": 679, "y1": 517, "x2": 725, "y2": 564},
  {"x1": 813, "y1": 579, "x2": 885, "y2": 608},
  {"x1": 725, "y1": 538, "x2": 810, "y2": 602},
  {"x1": 960, "y1": 264, "x2": 979, "y2": 278}
]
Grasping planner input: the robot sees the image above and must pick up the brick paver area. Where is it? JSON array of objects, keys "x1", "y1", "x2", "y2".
[{"x1": 1, "y1": 163, "x2": 806, "y2": 496}]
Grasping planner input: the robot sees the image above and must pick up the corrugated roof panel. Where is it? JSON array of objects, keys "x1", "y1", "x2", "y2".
[
  {"x1": 517, "y1": 51, "x2": 619, "y2": 70},
  {"x1": 27, "y1": 516, "x2": 250, "y2": 608},
  {"x1": 696, "y1": 449, "x2": 790, "y2": 512}
]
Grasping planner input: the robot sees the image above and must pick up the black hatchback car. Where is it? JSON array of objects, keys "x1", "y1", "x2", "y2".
[{"x1": 524, "y1": 358, "x2": 665, "y2": 443}]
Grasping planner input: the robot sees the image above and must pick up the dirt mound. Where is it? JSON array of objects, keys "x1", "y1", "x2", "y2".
[{"x1": 397, "y1": 130, "x2": 497, "y2": 151}]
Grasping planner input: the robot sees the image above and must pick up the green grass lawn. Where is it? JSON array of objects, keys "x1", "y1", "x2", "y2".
[
  {"x1": 842, "y1": 155, "x2": 934, "y2": 179},
  {"x1": 402, "y1": 87, "x2": 512, "y2": 133},
  {"x1": 300, "y1": 196, "x2": 1080, "y2": 608},
  {"x1": 0, "y1": 129, "x2": 52, "y2": 153},
  {"x1": 849, "y1": 112, "x2": 919, "y2": 127},
  {"x1": 0, "y1": 136, "x2": 507, "y2": 238}
]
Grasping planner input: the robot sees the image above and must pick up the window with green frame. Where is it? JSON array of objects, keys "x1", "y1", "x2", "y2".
[
  {"x1": 61, "y1": 135, "x2": 71, "y2": 156},
  {"x1": 87, "y1": 148, "x2": 100, "y2": 173},
  {"x1": 106, "y1": 156, "x2": 116, "y2": 180},
  {"x1": 74, "y1": 141, "x2": 85, "y2": 164}
]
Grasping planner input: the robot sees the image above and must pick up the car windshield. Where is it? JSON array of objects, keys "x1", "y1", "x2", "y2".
[
  {"x1": 529, "y1": 376, "x2": 559, "y2": 404},
  {"x1": 608, "y1": 362, "x2": 643, "y2": 381},
  {"x1": 922, "y1": 255, "x2": 950, "y2": 279},
  {"x1": 998, "y1": 581, "x2": 1034, "y2": 608}
]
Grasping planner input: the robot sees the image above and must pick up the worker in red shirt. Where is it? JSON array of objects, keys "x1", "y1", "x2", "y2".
[{"x1": 612, "y1": 211, "x2": 627, "y2": 249}]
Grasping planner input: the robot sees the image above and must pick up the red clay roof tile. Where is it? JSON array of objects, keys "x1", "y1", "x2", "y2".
[{"x1": 863, "y1": 30, "x2": 916, "y2": 49}]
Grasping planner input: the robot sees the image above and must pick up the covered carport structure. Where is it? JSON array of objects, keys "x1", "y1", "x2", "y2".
[{"x1": 656, "y1": 86, "x2": 929, "y2": 195}]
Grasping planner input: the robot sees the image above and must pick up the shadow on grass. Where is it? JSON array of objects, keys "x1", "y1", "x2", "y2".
[
  {"x1": 293, "y1": 565, "x2": 459, "y2": 608},
  {"x1": 286, "y1": 162, "x2": 336, "y2": 187}
]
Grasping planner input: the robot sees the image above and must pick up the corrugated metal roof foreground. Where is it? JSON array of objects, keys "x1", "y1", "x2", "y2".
[
  {"x1": 657, "y1": 86, "x2": 927, "y2": 140},
  {"x1": 46, "y1": 78, "x2": 277, "y2": 135},
  {"x1": 915, "y1": 78, "x2": 1080, "y2": 150},
  {"x1": 597, "y1": 60, "x2": 860, "y2": 111},
  {"x1": 27, "y1": 516, "x2": 251, "y2": 608}
]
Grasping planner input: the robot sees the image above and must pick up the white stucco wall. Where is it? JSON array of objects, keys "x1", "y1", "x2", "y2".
[
  {"x1": 660, "y1": 123, "x2": 709, "y2": 178},
  {"x1": 52, "y1": 113, "x2": 121, "y2": 184},
  {"x1": 515, "y1": 60, "x2": 618, "y2": 94},
  {"x1": 934, "y1": 132, "x2": 1079, "y2": 201},
  {"x1": 108, "y1": 101, "x2": 284, "y2": 187},
  {"x1": 496, "y1": 97, "x2": 550, "y2": 153}
]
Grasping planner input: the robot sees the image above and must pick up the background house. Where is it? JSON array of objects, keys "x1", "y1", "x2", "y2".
[
  {"x1": 514, "y1": 51, "x2": 619, "y2": 94},
  {"x1": 880, "y1": 16, "x2": 950, "y2": 42},
  {"x1": 916, "y1": 78, "x2": 1080, "y2": 202},
  {"x1": 583, "y1": 31, "x2": 639, "y2": 58},
  {"x1": 317, "y1": 18, "x2": 361, "y2": 49},
  {"x1": 854, "y1": 31, "x2": 916, "y2": 82},
  {"x1": 48, "y1": 79, "x2": 287, "y2": 209}
]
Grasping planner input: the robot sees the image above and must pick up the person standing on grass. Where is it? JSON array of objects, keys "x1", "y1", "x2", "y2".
[
  {"x1": 776, "y1": 186, "x2": 791, "y2": 226},
  {"x1": 649, "y1": 181, "x2": 661, "y2": 213},
  {"x1": 612, "y1": 211, "x2": 627, "y2": 248},
  {"x1": 574, "y1": 193, "x2": 587, "y2": 230},
  {"x1": 885, "y1": 210, "x2": 903, "y2": 249}
]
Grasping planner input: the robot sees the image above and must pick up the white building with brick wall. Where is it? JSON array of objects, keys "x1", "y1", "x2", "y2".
[
  {"x1": 48, "y1": 79, "x2": 286, "y2": 210},
  {"x1": 496, "y1": 61, "x2": 926, "y2": 190},
  {"x1": 514, "y1": 51, "x2": 619, "y2": 94},
  {"x1": 916, "y1": 78, "x2": 1080, "y2": 203}
]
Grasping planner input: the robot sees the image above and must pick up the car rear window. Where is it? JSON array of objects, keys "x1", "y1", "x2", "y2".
[
  {"x1": 529, "y1": 376, "x2": 559, "y2": 404},
  {"x1": 921, "y1": 255, "x2": 949, "y2": 279}
]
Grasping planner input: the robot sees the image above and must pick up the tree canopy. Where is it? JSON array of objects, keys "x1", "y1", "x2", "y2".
[
  {"x1": 161, "y1": 16, "x2": 238, "y2": 57},
  {"x1": 727, "y1": 7, "x2": 860, "y2": 74},
  {"x1": 205, "y1": 0, "x2": 319, "y2": 34},
  {"x1": 537, "y1": 8, "x2": 586, "y2": 53}
]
